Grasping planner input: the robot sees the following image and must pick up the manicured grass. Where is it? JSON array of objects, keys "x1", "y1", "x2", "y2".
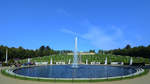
[{"x1": 1, "y1": 68, "x2": 149, "y2": 83}]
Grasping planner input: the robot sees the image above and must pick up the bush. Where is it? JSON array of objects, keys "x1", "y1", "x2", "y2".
[
  {"x1": 2, "y1": 63, "x2": 10, "y2": 66},
  {"x1": 8, "y1": 59, "x2": 15, "y2": 65}
]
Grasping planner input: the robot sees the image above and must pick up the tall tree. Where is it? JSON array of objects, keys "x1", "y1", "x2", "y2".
[
  {"x1": 89, "y1": 50, "x2": 95, "y2": 53},
  {"x1": 124, "y1": 44, "x2": 131, "y2": 49}
]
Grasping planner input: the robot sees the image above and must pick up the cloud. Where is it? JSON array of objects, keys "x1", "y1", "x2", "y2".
[
  {"x1": 81, "y1": 25, "x2": 124, "y2": 50},
  {"x1": 60, "y1": 28, "x2": 75, "y2": 35},
  {"x1": 60, "y1": 20, "x2": 125, "y2": 50},
  {"x1": 60, "y1": 28, "x2": 83, "y2": 37},
  {"x1": 61, "y1": 25, "x2": 124, "y2": 50}
]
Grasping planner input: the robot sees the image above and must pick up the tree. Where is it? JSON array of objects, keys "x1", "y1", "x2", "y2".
[
  {"x1": 89, "y1": 50, "x2": 95, "y2": 53},
  {"x1": 124, "y1": 44, "x2": 131, "y2": 49},
  {"x1": 0, "y1": 45, "x2": 56, "y2": 61},
  {"x1": 38, "y1": 45, "x2": 45, "y2": 56}
]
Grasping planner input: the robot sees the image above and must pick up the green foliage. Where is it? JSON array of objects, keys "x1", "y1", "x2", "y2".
[
  {"x1": 89, "y1": 50, "x2": 95, "y2": 53},
  {"x1": 109, "y1": 44, "x2": 150, "y2": 59},
  {"x1": 0, "y1": 45, "x2": 57, "y2": 62},
  {"x1": 1, "y1": 44, "x2": 150, "y2": 64},
  {"x1": 8, "y1": 59, "x2": 15, "y2": 64},
  {"x1": 125, "y1": 44, "x2": 131, "y2": 49},
  {"x1": 2, "y1": 63, "x2": 10, "y2": 66}
]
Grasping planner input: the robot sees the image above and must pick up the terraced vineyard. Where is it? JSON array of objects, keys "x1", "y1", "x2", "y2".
[{"x1": 19, "y1": 54, "x2": 150, "y2": 64}]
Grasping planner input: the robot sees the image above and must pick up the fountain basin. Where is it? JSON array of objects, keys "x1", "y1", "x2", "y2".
[{"x1": 11, "y1": 65, "x2": 142, "y2": 79}]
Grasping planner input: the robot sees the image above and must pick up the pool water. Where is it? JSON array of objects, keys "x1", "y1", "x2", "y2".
[{"x1": 13, "y1": 65, "x2": 137, "y2": 78}]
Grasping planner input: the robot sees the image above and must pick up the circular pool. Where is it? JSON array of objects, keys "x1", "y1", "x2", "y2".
[{"x1": 13, "y1": 65, "x2": 137, "y2": 79}]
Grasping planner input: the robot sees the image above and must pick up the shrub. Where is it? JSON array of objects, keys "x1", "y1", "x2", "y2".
[{"x1": 2, "y1": 63, "x2": 10, "y2": 66}]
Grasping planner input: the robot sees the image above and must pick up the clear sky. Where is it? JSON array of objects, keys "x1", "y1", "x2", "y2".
[{"x1": 0, "y1": 0, "x2": 150, "y2": 51}]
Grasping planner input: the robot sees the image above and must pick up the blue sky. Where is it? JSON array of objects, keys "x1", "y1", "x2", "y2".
[{"x1": 0, "y1": 0, "x2": 150, "y2": 51}]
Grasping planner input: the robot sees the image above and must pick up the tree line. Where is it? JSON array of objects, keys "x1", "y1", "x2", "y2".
[
  {"x1": 1, "y1": 44, "x2": 150, "y2": 62},
  {"x1": 108, "y1": 44, "x2": 150, "y2": 59},
  {"x1": 0, "y1": 45, "x2": 72, "y2": 62}
]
